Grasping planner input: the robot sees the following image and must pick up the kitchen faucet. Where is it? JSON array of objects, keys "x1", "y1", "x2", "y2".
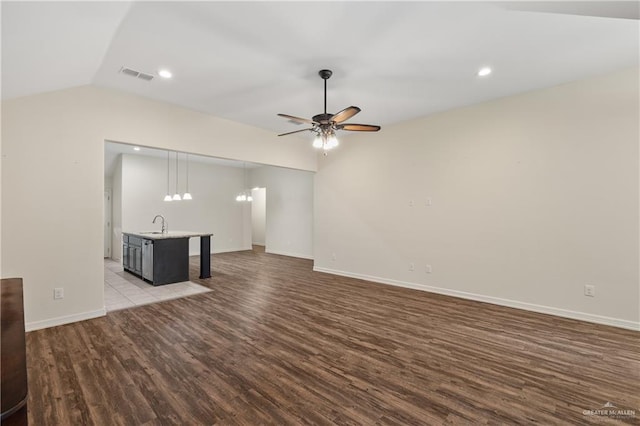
[{"x1": 152, "y1": 215, "x2": 167, "y2": 233}]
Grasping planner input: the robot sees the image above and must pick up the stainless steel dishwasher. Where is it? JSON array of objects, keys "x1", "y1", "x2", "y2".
[{"x1": 142, "y1": 239, "x2": 154, "y2": 282}]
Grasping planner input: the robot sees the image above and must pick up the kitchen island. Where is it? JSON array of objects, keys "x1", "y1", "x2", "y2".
[{"x1": 122, "y1": 231, "x2": 213, "y2": 285}]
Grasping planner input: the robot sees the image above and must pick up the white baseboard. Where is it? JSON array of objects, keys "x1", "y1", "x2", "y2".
[
  {"x1": 26, "y1": 308, "x2": 106, "y2": 332},
  {"x1": 191, "y1": 246, "x2": 313, "y2": 259},
  {"x1": 188, "y1": 246, "x2": 252, "y2": 256},
  {"x1": 313, "y1": 266, "x2": 640, "y2": 331},
  {"x1": 266, "y1": 249, "x2": 314, "y2": 260}
]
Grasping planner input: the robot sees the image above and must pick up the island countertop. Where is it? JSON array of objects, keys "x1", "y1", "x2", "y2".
[{"x1": 123, "y1": 231, "x2": 213, "y2": 240}]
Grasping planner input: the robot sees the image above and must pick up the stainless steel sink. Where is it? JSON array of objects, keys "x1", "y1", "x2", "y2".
[{"x1": 140, "y1": 231, "x2": 164, "y2": 235}]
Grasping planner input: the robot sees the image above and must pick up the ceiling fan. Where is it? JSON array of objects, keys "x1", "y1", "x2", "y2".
[{"x1": 277, "y1": 69, "x2": 380, "y2": 152}]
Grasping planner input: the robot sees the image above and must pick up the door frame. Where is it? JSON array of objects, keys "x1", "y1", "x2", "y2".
[{"x1": 104, "y1": 190, "x2": 112, "y2": 258}]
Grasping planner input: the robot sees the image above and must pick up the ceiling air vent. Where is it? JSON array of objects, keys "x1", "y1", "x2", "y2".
[
  {"x1": 138, "y1": 73, "x2": 154, "y2": 81},
  {"x1": 120, "y1": 67, "x2": 139, "y2": 78},
  {"x1": 119, "y1": 67, "x2": 154, "y2": 82}
]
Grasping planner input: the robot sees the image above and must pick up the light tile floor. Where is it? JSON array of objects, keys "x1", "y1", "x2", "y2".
[{"x1": 104, "y1": 259, "x2": 211, "y2": 312}]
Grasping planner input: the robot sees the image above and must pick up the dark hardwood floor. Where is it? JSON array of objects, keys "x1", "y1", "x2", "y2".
[{"x1": 26, "y1": 247, "x2": 639, "y2": 425}]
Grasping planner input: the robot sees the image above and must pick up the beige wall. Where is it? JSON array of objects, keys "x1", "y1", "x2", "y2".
[
  {"x1": 250, "y1": 166, "x2": 314, "y2": 259},
  {"x1": 111, "y1": 155, "x2": 123, "y2": 260},
  {"x1": 314, "y1": 67, "x2": 640, "y2": 330},
  {"x1": 1, "y1": 86, "x2": 316, "y2": 330},
  {"x1": 3, "y1": 68, "x2": 638, "y2": 331}
]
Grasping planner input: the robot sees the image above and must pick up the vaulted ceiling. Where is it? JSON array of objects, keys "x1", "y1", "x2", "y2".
[{"x1": 2, "y1": 1, "x2": 638, "y2": 136}]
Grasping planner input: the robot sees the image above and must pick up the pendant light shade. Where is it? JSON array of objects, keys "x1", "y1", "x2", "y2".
[
  {"x1": 183, "y1": 153, "x2": 192, "y2": 200},
  {"x1": 172, "y1": 151, "x2": 181, "y2": 201},
  {"x1": 326, "y1": 132, "x2": 339, "y2": 149},
  {"x1": 312, "y1": 135, "x2": 323, "y2": 149}
]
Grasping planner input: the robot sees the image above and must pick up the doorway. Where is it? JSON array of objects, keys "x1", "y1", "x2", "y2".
[{"x1": 251, "y1": 188, "x2": 266, "y2": 248}]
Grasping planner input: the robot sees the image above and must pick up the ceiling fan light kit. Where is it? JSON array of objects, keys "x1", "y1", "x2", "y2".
[{"x1": 277, "y1": 69, "x2": 380, "y2": 154}]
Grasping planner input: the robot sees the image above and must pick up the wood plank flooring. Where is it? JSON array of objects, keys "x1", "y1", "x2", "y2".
[{"x1": 25, "y1": 247, "x2": 639, "y2": 425}]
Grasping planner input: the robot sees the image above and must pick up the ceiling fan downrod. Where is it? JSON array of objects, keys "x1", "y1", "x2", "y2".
[{"x1": 319, "y1": 69, "x2": 332, "y2": 115}]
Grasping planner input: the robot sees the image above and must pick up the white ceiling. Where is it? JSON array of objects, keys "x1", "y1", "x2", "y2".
[{"x1": 2, "y1": 1, "x2": 639, "y2": 137}]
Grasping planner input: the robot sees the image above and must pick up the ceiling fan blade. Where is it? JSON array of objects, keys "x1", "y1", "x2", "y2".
[
  {"x1": 330, "y1": 106, "x2": 361, "y2": 124},
  {"x1": 338, "y1": 124, "x2": 381, "y2": 132},
  {"x1": 278, "y1": 128, "x2": 314, "y2": 137},
  {"x1": 277, "y1": 113, "x2": 316, "y2": 125}
]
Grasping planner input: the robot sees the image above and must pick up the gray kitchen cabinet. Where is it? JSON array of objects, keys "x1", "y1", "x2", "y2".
[
  {"x1": 123, "y1": 234, "x2": 143, "y2": 276},
  {"x1": 123, "y1": 233, "x2": 189, "y2": 286}
]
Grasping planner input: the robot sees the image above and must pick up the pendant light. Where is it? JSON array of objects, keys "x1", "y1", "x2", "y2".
[
  {"x1": 245, "y1": 163, "x2": 253, "y2": 202},
  {"x1": 235, "y1": 162, "x2": 253, "y2": 202},
  {"x1": 172, "y1": 151, "x2": 181, "y2": 201},
  {"x1": 163, "y1": 151, "x2": 172, "y2": 202},
  {"x1": 235, "y1": 163, "x2": 244, "y2": 202},
  {"x1": 183, "y1": 153, "x2": 192, "y2": 200}
]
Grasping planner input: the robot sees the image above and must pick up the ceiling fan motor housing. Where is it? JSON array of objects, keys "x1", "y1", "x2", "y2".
[{"x1": 312, "y1": 113, "x2": 333, "y2": 124}]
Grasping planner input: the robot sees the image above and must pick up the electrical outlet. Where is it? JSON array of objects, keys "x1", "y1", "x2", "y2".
[
  {"x1": 409, "y1": 263, "x2": 415, "y2": 271},
  {"x1": 426, "y1": 198, "x2": 432, "y2": 206},
  {"x1": 331, "y1": 253, "x2": 337, "y2": 261},
  {"x1": 409, "y1": 200, "x2": 414, "y2": 207},
  {"x1": 426, "y1": 264, "x2": 432, "y2": 273},
  {"x1": 584, "y1": 284, "x2": 595, "y2": 297},
  {"x1": 54, "y1": 288, "x2": 64, "y2": 300}
]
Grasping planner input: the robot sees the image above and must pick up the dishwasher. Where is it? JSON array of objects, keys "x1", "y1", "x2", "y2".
[{"x1": 142, "y1": 239, "x2": 154, "y2": 282}]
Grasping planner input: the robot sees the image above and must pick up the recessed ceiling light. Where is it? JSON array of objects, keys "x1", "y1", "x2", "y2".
[
  {"x1": 133, "y1": 146, "x2": 141, "y2": 151},
  {"x1": 158, "y1": 69, "x2": 172, "y2": 79},
  {"x1": 477, "y1": 67, "x2": 492, "y2": 77}
]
